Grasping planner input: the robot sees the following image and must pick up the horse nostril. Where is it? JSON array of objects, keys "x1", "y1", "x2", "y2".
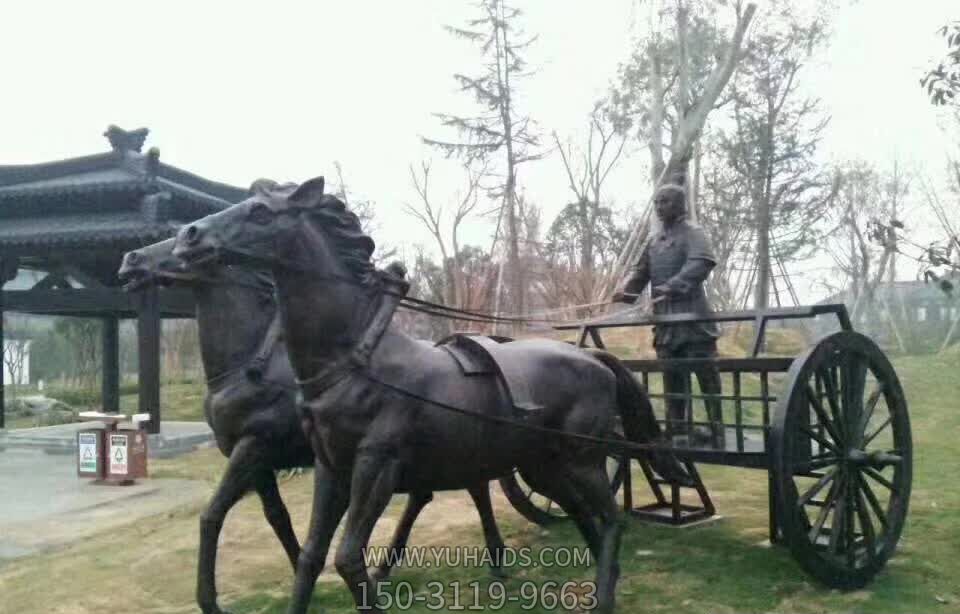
[{"x1": 185, "y1": 225, "x2": 201, "y2": 245}]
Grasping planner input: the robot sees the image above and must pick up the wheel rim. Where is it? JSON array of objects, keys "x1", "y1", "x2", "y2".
[
  {"x1": 774, "y1": 331, "x2": 912, "y2": 588},
  {"x1": 500, "y1": 449, "x2": 628, "y2": 526}
]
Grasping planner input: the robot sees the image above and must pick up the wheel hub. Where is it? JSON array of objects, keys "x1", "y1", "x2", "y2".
[{"x1": 845, "y1": 448, "x2": 900, "y2": 468}]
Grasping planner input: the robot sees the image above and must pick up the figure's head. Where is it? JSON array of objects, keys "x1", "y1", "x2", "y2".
[
  {"x1": 118, "y1": 238, "x2": 189, "y2": 291},
  {"x1": 172, "y1": 176, "x2": 376, "y2": 286},
  {"x1": 654, "y1": 184, "x2": 687, "y2": 225}
]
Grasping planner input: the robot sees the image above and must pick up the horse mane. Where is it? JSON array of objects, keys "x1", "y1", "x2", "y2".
[
  {"x1": 306, "y1": 194, "x2": 377, "y2": 287},
  {"x1": 255, "y1": 180, "x2": 378, "y2": 287}
]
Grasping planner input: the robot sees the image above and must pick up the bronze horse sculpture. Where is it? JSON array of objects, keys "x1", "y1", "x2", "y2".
[
  {"x1": 118, "y1": 237, "x2": 508, "y2": 614},
  {"x1": 173, "y1": 177, "x2": 669, "y2": 614}
]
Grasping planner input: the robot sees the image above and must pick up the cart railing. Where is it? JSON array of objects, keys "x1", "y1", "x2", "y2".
[{"x1": 556, "y1": 303, "x2": 852, "y2": 357}]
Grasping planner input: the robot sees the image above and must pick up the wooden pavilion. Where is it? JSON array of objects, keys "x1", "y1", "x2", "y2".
[{"x1": 0, "y1": 126, "x2": 247, "y2": 432}]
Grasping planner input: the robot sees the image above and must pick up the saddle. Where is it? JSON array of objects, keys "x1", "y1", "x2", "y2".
[{"x1": 436, "y1": 333, "x2": 544, "y2": 412}]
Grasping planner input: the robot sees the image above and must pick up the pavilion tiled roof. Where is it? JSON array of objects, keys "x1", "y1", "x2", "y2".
[{"x1": 0, "y1": 126, "x2": 248, "y2": 250}]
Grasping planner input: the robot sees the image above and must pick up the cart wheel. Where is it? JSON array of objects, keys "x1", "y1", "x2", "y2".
[
  {"x1": 500, "y1": 453, "x2": 628, "y2": 526},
  {"x1": 772, "y1": 331, "x2": 912, "y2": 589}
]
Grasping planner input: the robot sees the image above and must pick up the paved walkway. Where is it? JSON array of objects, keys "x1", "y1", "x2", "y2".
[
  {"x1": 0, "y1": 420, "x2": 213, "y2": 457},
  {"x1": 0, "y1": 447, "x2": 210, "y2": 563}
]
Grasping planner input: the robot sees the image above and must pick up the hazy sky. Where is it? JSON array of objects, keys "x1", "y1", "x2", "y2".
[{"x1": 1, "y1": 0, "x2": 956, "y2": 301}]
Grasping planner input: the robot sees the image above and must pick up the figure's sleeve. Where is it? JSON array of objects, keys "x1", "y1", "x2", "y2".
[
  {"x1": 621, "y1": 245, "x2": 651, "y2": 296},
  {"x1": 664, "y1": 227, "x2": 716, "y2": 296}
]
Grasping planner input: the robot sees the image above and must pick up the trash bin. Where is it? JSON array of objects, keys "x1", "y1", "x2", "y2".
[
  {"x1": 77, "y1": 428, "x2": 105, "y2": 480},
  {"x1": 105, "y1": 427, "x2": 148, "y2": 485}
]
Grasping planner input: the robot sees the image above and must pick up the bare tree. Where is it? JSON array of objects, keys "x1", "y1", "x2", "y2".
[
  {"x1": 54, "y1": 318, "x2": 101, "y2": 388},
  {"x1": 697, "y1": 134, "x2": 756, "y2": 310},
  {"x1": 722, "y1": 1, "x2": 833, "y2": 308},
  {"x1": 423, "y1": 0, "x2": 542, "y2": 318},
  {"x1": 2, "y1": 316, "x2": 30, "y2": 396},
  {"x1": 602, "y1": 0, "x2": 757, "y2": 300},
  {"x1": 551, "y1": 101, "x2": 629, "y2": 301},
  {"x1": 162, "y1": 319, "x2": 201, "y2": 382},
  {"x1": 403, "y1": 160, "x2": 486, "y2": 307},
  {"x1": 822, "y1": 162, "x2": 888, "y2": 306},
  {"x1": 332, "y1": 161, "x2": 396, "y2": 265}
]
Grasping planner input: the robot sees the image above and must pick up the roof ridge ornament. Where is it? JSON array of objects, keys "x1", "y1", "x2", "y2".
[{"x1": 104, "y1": 125, "x2": 149, "y2": 154}]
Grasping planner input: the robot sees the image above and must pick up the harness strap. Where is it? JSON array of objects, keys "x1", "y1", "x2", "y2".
[
  {"x1": 296, "y1": 270, "x2": 408, "y2": 397},
  {"x1": 246, "y1": 312, "x2": 284, "y2": 382}
]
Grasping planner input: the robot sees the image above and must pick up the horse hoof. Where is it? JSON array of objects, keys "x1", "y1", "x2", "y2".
[
  {"x1": 369, "y1": 566, "x2": 390, "y2": 582},
  {"x1": 489, "y1": 566, "x2": 507, "y2": 579}
]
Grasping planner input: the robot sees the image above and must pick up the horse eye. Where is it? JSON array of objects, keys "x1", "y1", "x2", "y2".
[{"x1": 249, "y1": 203, "x2": 274, "y2": 225}]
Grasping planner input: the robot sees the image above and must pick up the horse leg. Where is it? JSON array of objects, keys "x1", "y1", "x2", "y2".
[
  {"x1": 565, "y1": 462, "x2": 624, "y2": 614},
  {"x1": 467, "y1": 482, "x2": 507, "y2": 578},
  {"x1": 285, "y1": 460, "x2": 350, "y2": 614},
  {"x1": 334, "y1": 450, "x2": 401, "y2": 614},
  {"x1": 197, "y1": 437, "x2": 261, "y2": 614},
  {"x1": 519, "y1": 464, "x2": 603, "y2": 560},
  {"x1": 371, "y1": 491, "x2": 433, "y2": 581},
  {"x1": 254, "y1": 468, "x2": 301, "y2": 570}
]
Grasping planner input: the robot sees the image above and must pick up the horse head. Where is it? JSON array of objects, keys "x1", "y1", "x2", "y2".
[
  {"x1": 118, "y1": 238, "x2": 190, "y2": 291},
  {"x1": 173, "y1": 176, "x2": 377, "y2": 290}
]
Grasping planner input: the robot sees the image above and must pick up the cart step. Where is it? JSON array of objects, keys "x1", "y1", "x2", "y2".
[{"x1": 628, "y1": 459, "x2": 716, "y2": 527}]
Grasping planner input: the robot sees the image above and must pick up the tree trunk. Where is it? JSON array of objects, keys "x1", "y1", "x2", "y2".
[{"x1": 600, "y1": 3, "x2": 757, "y2": 301}]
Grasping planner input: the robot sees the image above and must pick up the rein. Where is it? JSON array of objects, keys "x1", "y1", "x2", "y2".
[
  {"x1": 354, "y1": 368, "x2": 671, "y2": 457},
  {"x1": 206, "y1": 245, "x2": 622, "y2": 327},
  {"x1": 185, "y1": 250, "x2": 673, "y2": 460}
]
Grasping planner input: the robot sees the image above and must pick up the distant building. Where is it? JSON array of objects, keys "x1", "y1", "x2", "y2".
[{"x1": 819, "y1": 279, "x2": 959, "y2": 353}]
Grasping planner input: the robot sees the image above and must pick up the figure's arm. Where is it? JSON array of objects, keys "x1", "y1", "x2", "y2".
[
  {"x1": 615, "y1": 248, "x2": 650, "y2": 301},
  {"x1": 662, "y1": 259, "x2": 715, "y2": 296},
  {"x1": 661, "y1": 227, "x2": 716, "y2": 297}
]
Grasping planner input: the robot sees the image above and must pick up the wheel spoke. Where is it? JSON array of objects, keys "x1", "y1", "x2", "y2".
[
  {"x1": 841, "y1": 353, "x2": 867, "y2": 445},
  {"x1": 828, "y1": 473, "x2": 847, "y2": 556},
  {"x1": 863, "y1": 467, "x2": 896, "y2": 492},
  {"x1": 857, "y1": 384, "x2": 884, "y2": 439},
  {"x1": 845, "y1": 476, "x2": 857, "y2": 568},
  {"x1": 800, "y1": 426, "x2": 839, "y2": 453},
  {"x1": 863, "y1": 416, "x2": 892, "y2": 448},
  {"x1": 795, "y1": 453, "x2": 841, "y2": 473},
  {"x1": 859, "y1": 475, "x2": 889, "y2": 529},
  {"x1": 853, "y1": 473, "x2": 877, "y2": 560},
  {"x1": 798, "y1": 466, "x2": 838, "y2": 506},
  {"x1": 809, "y1": 478, "x2": 841, "y2": 544},
  {"x1": 819, "y1": 367, "x2": 845, "y2": 444},
  {"x1": 806, "y1": 384, "x2": 842, "y2": 445}
]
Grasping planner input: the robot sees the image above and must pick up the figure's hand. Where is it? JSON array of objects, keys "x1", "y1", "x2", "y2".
[
  {"x1": 652, "y1": 284, "x2": 672, "y2": 298},
  {"x1": 611, "y1": 291, "x2": 634, "y2": 304}
]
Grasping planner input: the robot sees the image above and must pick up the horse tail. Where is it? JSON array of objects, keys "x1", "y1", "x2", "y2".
[{"x1": 586, "y1": 349, "x2": 690, "y2": 485}]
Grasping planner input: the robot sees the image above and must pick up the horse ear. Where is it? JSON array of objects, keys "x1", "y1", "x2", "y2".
[
  {"x1": 289, "y1": 176, "x2": 326, "y2": 206},
  {"x1": 249, "y1": 178, "x2": 279, "y2": 196}
]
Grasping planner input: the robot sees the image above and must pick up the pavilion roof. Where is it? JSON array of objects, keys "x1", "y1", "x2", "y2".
[{"x1": 0, "y1": 126, "x2": 248, "y2": 251}]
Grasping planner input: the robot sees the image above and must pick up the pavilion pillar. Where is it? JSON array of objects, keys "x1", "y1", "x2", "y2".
[
  {"x1": 101, "y1": 316, "x2": 120, "y2": 413},
  {"x1": 0, "y1": 257, "x2": 17, "y2": 430},
  {"x1": 0, "y1": 288, "x2": 5, "y2": 430},
  {"x1": 138, "y1": 286, "x2": 161, "y2": 434}
]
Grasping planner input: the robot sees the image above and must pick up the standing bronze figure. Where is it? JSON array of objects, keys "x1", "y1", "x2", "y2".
[
  {"x1": 119, "y1": 236, "x2": 508, "y2": 614},
  {"x1": 172, "y1": 177, "x2": 671, "y2": 614},
  {"x1": 614, "y1": 184, "x2": 724, "y2": 447}
]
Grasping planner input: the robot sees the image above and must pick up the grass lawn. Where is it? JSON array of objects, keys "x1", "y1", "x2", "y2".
[
  {"x1": 119, "y1": 380, "x2": 207, "y2": 421},
  {"x1": 1, "y1": 351, "x2": 957, "y2": 613}
]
